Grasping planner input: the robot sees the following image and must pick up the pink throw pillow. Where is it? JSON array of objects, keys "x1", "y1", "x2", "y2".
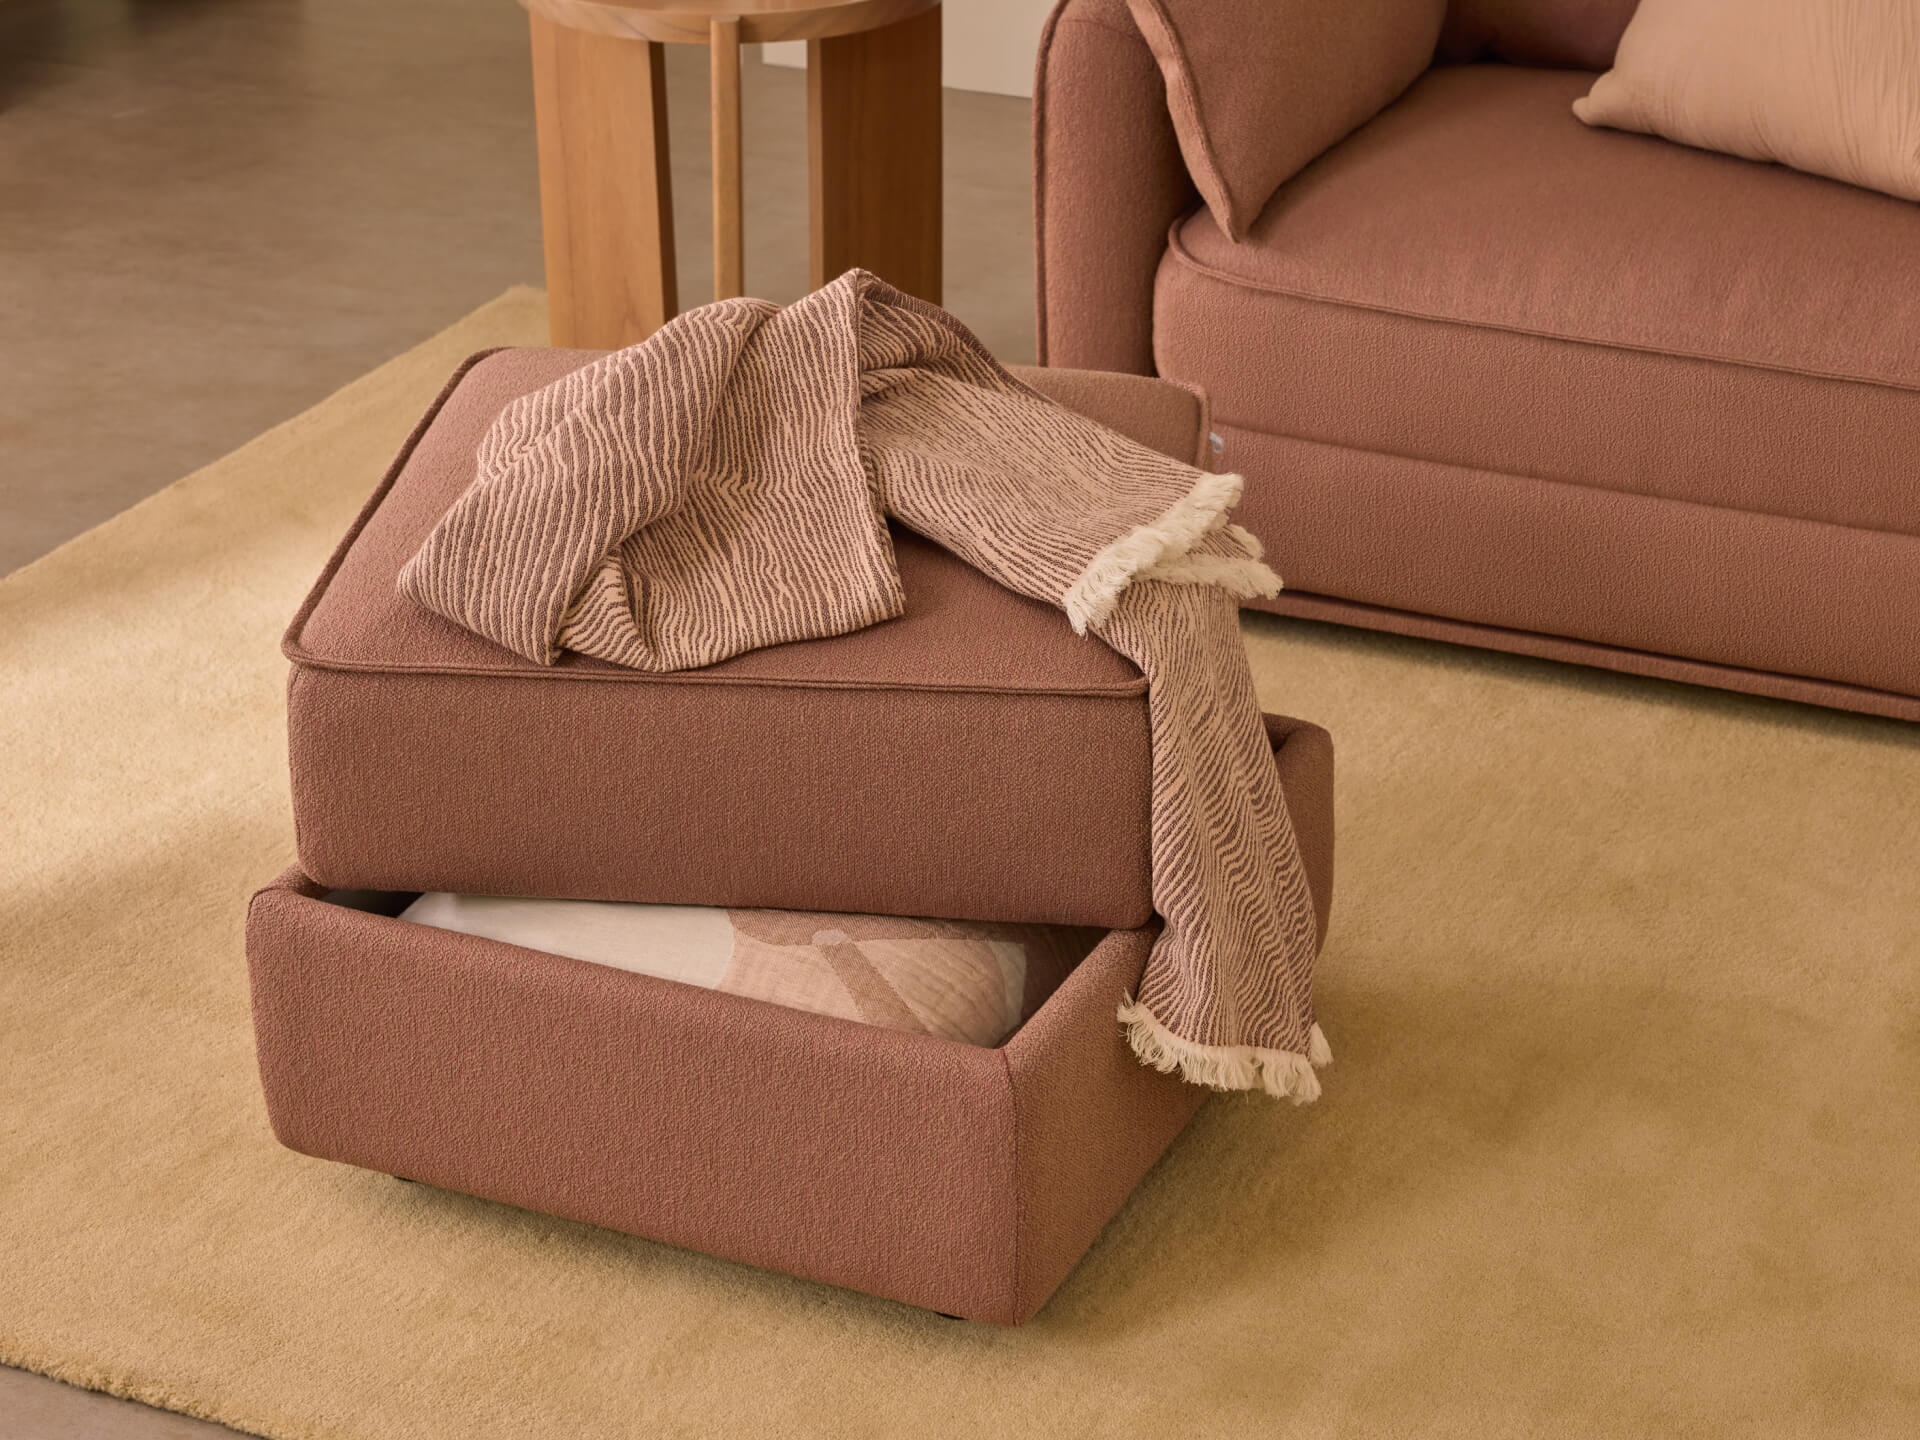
[
  {"x1": 1573, "y1": 0, "x2": 1920, "y2": 202},
  {"x1": 1126, "y1": 0, "x2": 1446, "y2": 241}
]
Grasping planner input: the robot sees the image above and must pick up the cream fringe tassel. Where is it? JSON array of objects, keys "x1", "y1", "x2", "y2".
[
  {"x1": 1118, "y1": 999, "x2": 1332, "y2": 1103},
  {"x1": 1063, "y1": 473, "x2": 1282, "y2": 635}
]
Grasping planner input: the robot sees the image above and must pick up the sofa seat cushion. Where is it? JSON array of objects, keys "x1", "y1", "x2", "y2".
[
  {"x1": 1158, "y1": 64, "x2": 1920, "y2": 536},
  {"x1": 285, "y1": 348, "x2": 1232, "y2": 927}
]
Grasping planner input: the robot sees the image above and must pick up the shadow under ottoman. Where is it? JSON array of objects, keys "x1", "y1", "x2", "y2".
[{"x1": 247, "y1": 715, "x2": 1331, "y2": 1326}]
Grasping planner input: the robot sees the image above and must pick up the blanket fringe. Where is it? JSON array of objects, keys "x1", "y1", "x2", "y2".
[
  {"x1": 1139, "y1": 548, "x2": 1284, "y2": 597},
  {"x1": 1118, "y1": 999, "x2": 1331, "y2": 1103},
  {"x1": 1063, "y1": 472, "x2": 1281, "y2": 634}
]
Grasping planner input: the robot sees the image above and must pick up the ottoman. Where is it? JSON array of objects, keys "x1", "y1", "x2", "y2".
[
  {"x1": 255, "y1": 345, "x2": 1336, "y2": 1322},
  {"x1": 282, "y1": 348, "x2": 1224, "y2": 926},
  {"x1": 247, "y1": 715, "x2": 1333, "y2": 1325}
]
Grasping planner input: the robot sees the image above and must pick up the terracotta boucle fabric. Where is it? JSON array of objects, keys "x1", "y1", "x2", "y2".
[
  {"x1": 1171, "y1": 68, "x2": 1920, "y2": 418},
  {"x1": 1033, "y1": 0, "x2": 1195, "y2": 376},
  {"x1": 401, "y1": 271, "x2": 1328, "y2": 1098}
]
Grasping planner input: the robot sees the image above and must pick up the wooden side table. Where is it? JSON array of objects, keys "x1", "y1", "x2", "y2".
[{"x1": 521, "y1": 0, "x2": 943, "y2": 350}]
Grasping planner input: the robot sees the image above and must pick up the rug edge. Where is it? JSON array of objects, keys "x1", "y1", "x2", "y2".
[{"x1": 0, "y1": 286, "x2": 549, "y2": 593}]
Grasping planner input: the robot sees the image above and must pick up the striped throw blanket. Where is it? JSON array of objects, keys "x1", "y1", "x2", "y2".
[{"x1": 400, "y1": 270, "x2": 1330, "y2": 1099}]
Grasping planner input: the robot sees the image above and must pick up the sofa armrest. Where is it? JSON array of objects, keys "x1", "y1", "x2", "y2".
[
  {"x1": 1009, "y1": 363, "x2": 1211, "y2": 470},
  {"x1": 1032, "y1": 0, "x2": 1198, "y2": 375}
]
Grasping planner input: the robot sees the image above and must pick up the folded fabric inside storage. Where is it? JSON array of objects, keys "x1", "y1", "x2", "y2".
[{"x1": 381, "y1": 891, "x2": 1102, "y2": 1048}]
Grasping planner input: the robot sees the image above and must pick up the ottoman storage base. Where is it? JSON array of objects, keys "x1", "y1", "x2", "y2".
[{"x1": 247, "y1": 720, "x2": 1334, "y2": 1325}]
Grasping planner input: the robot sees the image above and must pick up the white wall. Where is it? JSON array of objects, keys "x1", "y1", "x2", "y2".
[{"x1": 761, "y1": 0, "x2": 1057, "y2": 98}]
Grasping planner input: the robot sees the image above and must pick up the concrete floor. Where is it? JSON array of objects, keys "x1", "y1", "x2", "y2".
[
  {"x1": 0, "y1": 0, "x2": 1032, "y2": 1432},
  {"x1": 0, "y1": 0, "x2": 1035, "y2": 578},
  {"x1": 0, "y1": 1369, "x2": 243, "y2": 1440}
]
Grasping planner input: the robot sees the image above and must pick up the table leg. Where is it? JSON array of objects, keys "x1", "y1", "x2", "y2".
[
  {"x1": 710, "y1": 17, "x2": 745, "y2": 301},
  {"x1": 806, "y1": 4, "x2": 942, "y2": 304},
  {"x1": 528, "y1": 12, "x2": 677, "y2": 349}
]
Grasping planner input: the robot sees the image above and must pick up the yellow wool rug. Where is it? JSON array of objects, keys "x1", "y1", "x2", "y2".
[{"x1": 3, "y1": 290, "x2": 1918, "y2": 1439}]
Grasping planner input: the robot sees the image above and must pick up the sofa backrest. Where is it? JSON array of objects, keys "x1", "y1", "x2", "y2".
[{"x1": 1437, "y1": 0, "x2": 1639, "y2": 70}]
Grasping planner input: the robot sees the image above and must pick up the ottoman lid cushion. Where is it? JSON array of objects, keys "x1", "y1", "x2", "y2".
[
  {"x1": 287, "y1": 347, "x2": 1146, "y2": 702},
  {"x1": 281, "y1": 346, "x2": 1213, "y2": 925}
]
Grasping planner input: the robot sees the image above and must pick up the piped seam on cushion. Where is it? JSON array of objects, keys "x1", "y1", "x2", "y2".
[
  {"x1": 281, "y1": 348, "x2": 515, "y2": 663},
  {"x1": 280, "y1": 651, "x2": 1150, "y2": 698},
  {"x1": 1163, "y1": 224, "x2": 1920, "y2": 397},
  {"x1": 1251, "y1": 588, "x2": 1920, "y2": 722}
]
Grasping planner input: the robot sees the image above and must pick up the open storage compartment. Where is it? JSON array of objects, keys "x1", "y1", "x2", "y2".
[
  {"x1": 247, "y1": 713, "x2": 1332, "y2": 1324},
  {"x1": 249, "y1": 872, "x2": 1197, "y2": 1325}
]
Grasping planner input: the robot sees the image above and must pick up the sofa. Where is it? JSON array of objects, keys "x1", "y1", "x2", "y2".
[{"x1": 1034, "y1": 0, "x2": 1920, "y2": 722}]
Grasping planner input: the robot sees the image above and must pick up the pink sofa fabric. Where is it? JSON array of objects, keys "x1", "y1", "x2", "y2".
[
  {"x1": 1149, "y1": 66, "x2": 1920, "y2": 705},
  {"x1": 1437, "y1": 0, "x2": 1640, "y2": 69},
  {"x1": 1223, "y1": 434, "x2": 1920, "y2": 716},
  {"x1": 1124, "y1": 0, "x2": 1444, "y2": 240},
  {"x1": 285, "y1": 348, "x2": 1238, "y2": 924},
  {"x1": 1258, "y1": 591, "x2": 1920, "y2": 724},
  {"x1": 1029, "y1": 0, "x2": 1634, "y2": 373},
  {"x1": 1035, "y1": 9, "x2": 1920, "y2": 721},
  {"x1": 247, "y1": 715, "x2": 1334, "y2": 1325},
  {"x1": 1033, "y1": 0, "x2": 1196, "y2": 377},
  {"x1": 1169, "y1": 67, "x2": 1920, "y2": 414}
]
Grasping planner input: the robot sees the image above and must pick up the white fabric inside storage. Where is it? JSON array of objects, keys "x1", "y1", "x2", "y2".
[{"x1": 368, "y1": 893, "x2": 1098, "y2": 1048}]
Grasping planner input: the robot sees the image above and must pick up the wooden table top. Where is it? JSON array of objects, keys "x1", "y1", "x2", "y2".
[{"x1": 519, "y1": 0, "x2": 939, "y2": 45}]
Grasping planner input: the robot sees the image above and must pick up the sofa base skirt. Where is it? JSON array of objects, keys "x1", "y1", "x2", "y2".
[
  {"x1": 1249, "y1": 591, "x2": 1920, "y2": 724},
  {"x1": 1223, "y1": 427, "x2": 1920, "y2": 722}
]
